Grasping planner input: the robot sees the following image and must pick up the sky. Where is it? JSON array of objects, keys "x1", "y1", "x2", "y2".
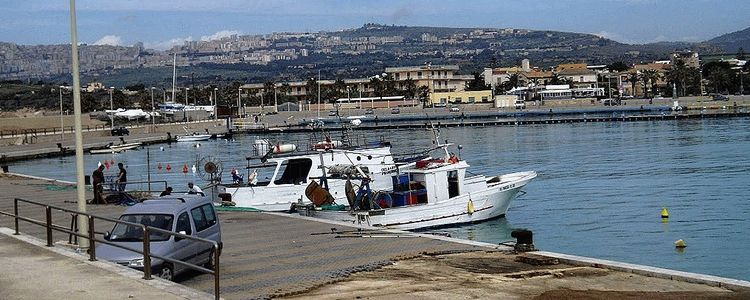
[{"x1": 1, "y1": 0, "x2": 749, "y2": 50}]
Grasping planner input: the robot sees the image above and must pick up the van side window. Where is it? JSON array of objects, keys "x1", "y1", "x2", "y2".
[
  {"x1": 202, "y1": 204, "x2": 217, "y2": 227},
  {"x1": 176, "y1": 212, "x2": 192, "y2": 236}
]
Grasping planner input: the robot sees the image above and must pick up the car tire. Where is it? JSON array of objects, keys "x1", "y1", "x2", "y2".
[
  {"x1": 204, "y1": 248, "x2": 215, "y2": 269},
  {"x1": 157, "y1": 264, "x2": 174, "y2": 281}
]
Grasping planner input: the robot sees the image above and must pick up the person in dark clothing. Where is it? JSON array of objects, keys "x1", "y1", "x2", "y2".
[
  {"x1": 159, "y1": 186, "x2": 173, "y2": 197},
  {"x1": 92, "y1": 165, "x2": 105, "y2": 204},
  {"x1": 116, "y1": 163, "x2": 127, "y2": 192}
]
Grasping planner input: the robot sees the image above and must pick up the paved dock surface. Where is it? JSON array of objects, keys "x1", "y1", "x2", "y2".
[
  {"x1": 2, "y1": 173, "x2": 750, "y2": 299},
  {"x1": 0, "y1": 231, "x2": 206, "y2": 300}
]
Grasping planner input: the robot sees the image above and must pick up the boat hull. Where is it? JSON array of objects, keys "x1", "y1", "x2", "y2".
[
  {"x1": 176, "y1": 135, "x2": 212, "y2": 142},
  {"x1": 301, "y1": 171, "x2": 536, "y2": 230}
]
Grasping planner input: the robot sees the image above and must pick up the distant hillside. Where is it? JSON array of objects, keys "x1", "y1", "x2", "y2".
[
  {"x1": 706, "y1": 26, "x2": 750, "y2": 53},
  {"x1": 0, "y1": 23, "x2": 729, "y2": 86}
]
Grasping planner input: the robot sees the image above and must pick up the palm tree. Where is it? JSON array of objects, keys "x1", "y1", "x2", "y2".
[
  {"x1": 403, "y1": 78, "x2": 417, "y2": 99},
  {"x1": 417, "y1": 85, "x2": 430, "y2": 108},
  {"x1": 639, "y1": 69, "x2": 660, "y2": 98},
  {"x1": 627, "y1": 72, "x2": 639, "y2": 97}
]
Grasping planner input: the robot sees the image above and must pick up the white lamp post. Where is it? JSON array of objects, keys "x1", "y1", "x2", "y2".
[
  {"x1": 59, "y1": 86, "x2": 65, "y2": 141},
  {"x1": 238, "y1": 88, "x2": 242, "y2": 117},
  {"x1": 108, "y1": 87, "x2": 114, "y2": 129},
  {"x1": 214, "y1": 87, "x2": 219, "y2": 120},
  {"x1": 150, "y1": 87, "x2": 155, "y2": 128},
  {"x1": 317, "y1": 70, "x2": 321, "y2": 118},
  {"x1": 185, "y1": 87, "x2": 190, "y2": 122},
  {"x1": 274, "y1": 86, "x2": 278, "y2": 113}
]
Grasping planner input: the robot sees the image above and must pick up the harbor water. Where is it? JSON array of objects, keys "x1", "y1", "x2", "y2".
[{"x1": 10, "y1": 117, "x2": 750, "y2": 281}]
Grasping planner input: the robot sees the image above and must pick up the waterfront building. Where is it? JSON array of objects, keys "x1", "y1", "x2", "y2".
[
  {"x1": 384, "y1": 64, "x2": 473, "y2": 93},
  {"x1": 429, "y1": 90, "x2": 493, "y2": 106},
  {"x1": 671, "y1": 51, "x2": 700, "y2": 69}
]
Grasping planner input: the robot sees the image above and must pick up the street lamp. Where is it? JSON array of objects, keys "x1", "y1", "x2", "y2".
[
  {"x1": 108, "y1": 86, "x2": 114, "y2": 129},
  {"x1": 184, "y1": 87, "x2": 189, "y2": 121},
  {"x1": 214, "y1": 87, "x2": 219, "y2": 120},
  {"x1": 150, "y1": 87, "x2": 155, "y2": 128},
  {"x1": 274, "y1": 85, "x2": 278, "y2": 113},
  {"x1": 59, "y1": 86, "x2": 65, "y2": 141},
  {"x1": 317, "y1": 70, "x2": 321, "y2": 118},
  {"x1": 238, "y1": 88, "x2": 242, "y2": 117}
]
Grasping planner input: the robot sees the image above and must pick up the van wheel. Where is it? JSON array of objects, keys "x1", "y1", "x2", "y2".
[
  {"x1": 205, "y1": 249, "x2": 215, "y2": 269},
  {"x1": 157, "y1": 264, "x2": 174, "y2": 281}
]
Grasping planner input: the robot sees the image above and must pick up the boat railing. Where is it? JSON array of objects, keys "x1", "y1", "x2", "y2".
[{"x1": 0, "y1": 197, "x2": 221, "y2": 300}]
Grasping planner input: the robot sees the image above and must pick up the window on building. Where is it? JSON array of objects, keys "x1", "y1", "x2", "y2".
[
  {"x1": 468, "y1": 96, "x2": 475, "y2": 103},
  {"x1": 580, "y1": 76, "x2": 584, "y2": 82},
  {"x1": 417, "y1": 71, "x2": 422, "y2": 78},
  {"x1": 395, "y1": 73, "x2": 400, "y2": 80},
  {"x1": 481, "y1": 96, "x2": 488, "y2": 102},
  {"x1": 455, "y1": 97, "x2": 462, "y2": 102},
  {"x1": 296, "y1": 87, "x2": 301, "y2": 93}
]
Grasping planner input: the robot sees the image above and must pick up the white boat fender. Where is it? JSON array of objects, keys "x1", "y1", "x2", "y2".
[
  {"x1": 467, "y1": 199, "x2": 475, "y2": 215},
  {"x1": 191, "y1": 165, "x2": 197, "y2": 174}
]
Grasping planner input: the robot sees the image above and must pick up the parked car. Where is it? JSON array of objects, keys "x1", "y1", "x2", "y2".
[
  {"x1": 514, "y1": 100, "x2": 526, "y2": 109},
  {"x1": 391, "y1": 108, "x2": 400, "y2": 114},
  {"x1": 712, "y1": 94, "x2": 729, "y2": 101},
  {"x1": 110, "y1": 127, "x2": 129, "y2": 136},
  {"x1": 97, "y1": 195, "x2": 222, "y2": 281},
  {"x1": 365, "y1": 108, "x2": 374, "y2": 115},
  {"x1": 449, "y1": 106, "x2": 460, "y2": 112},
  {"x1": 328, "y1": 110, "x2": 338, "y2": 116}
]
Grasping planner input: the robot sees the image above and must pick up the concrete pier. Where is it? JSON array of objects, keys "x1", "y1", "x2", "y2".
[{"x1": 1, "y1": 173, "x2": 749, "y2": 299}]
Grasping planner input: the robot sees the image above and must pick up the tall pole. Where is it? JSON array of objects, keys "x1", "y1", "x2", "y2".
[
  {"x1": 274, "y1": 86, "x2": 278, "y2": 113},
  {"x1": 238, "y1": 88, "x2": 241, "y2": 117},
  {"x1": 214, "y1": 87, "x2": 218, "y2": 120},
  {"x1": 69, "y1": 0, "x2": 88, "y2": 249},
  {"x1": 317, "y1": 70, "x2": 321, "y2": 118},
  {"x1": 109, "y1": 87, "x2": 114, "y2": 129},
  {"x1": 150, "y1": 87, "x2": 155, "y2": 128},
  {"x1": 59, "y1": 86, "x2": 64, "y2": 141},
  {"x1": 185, "y1": 88, "x2": 189, "y2": 122},
  {"x1": 171, "y1": 53, "x2": 176, "y2": 102}
]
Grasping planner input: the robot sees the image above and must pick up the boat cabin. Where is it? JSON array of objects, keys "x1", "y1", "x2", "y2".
[{"x1": 377, "y1": 159, "x2": 473, "y2": 208}]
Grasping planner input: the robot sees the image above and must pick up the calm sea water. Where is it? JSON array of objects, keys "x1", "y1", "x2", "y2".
[{"x1": 10, "y1": 117, "x2": 750, "y2": 281}]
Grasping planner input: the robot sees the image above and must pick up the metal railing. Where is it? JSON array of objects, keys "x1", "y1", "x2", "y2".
[
  {"x1": 96, "y1": 180, "x2": 168, "y2": 195},
  {"x1": 0, "y1": 198, "x2": 221, "y2": 299}
]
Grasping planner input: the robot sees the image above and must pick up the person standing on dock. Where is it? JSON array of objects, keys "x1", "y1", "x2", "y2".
[
  {"x1": 91, "y1": 165, "x2": 105, "y2": 204},
  {"x1": 187, "y1": 182, "x2": 204, "y2": 196},
  {"x1": 116, "y1": 163, "x2": 127, "y2": 192}
]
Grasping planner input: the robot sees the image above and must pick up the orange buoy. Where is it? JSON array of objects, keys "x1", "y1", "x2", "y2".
[
  {"x1": 182, "y1": 164, "x2": 189, "y2": 174},
  {"x1": 166, "y1": 164, "x2": 172, "y2": 172},
  {"x1": 157, "y1": 163, "x2": 162, "y2": 171}
]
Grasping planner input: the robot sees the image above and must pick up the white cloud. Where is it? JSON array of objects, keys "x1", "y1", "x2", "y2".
[
  {"x1": 143, "y1": 36, "x2": 194, "y2": 51},
  {"x1": 93, "y1": 35, "x2": 123, "y2": 46},
  {"x1": 200, "y1": 30, "x2": 242, "y2": 41}
]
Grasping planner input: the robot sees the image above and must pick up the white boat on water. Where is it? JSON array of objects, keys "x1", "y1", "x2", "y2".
[
  {"x1": 297, "y1": 144, "x2": 537, "y2": 230},
  {"x1": 176, "y1": 134, "x2": 212, "y2": 142},
  {"x1": 217, "y1": 145, "x2": 406, "y2": 211},
  {"x1": 90, "y1": 142, "x2": 141, "y2": 154}
]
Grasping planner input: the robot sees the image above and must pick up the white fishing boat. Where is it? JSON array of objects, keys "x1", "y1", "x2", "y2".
[
  {"x1": 297, "y1": 143, "x2": 537, "y2": 230},
  {"x1": 89, "y1": 142, "x2": 141, "y2": 154},
  {"x1": 216, "y1": 141, "x2": 410, "y2": 211}
]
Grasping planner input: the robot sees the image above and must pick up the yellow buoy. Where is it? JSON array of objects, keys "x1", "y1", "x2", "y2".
[
  {"x1": 661, "y1": 208, "x2": 669, "y2": 219},
  {"x1": 467, "y1": 199, "x2": 475, "y2": 215},
  {"x1": 675, "y1": 239, "x2": 687, "y2": 248}
]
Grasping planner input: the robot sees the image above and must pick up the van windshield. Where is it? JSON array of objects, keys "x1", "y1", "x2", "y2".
[{"x1": 109, "y1": 214, "x2": 174, "y2": 242}]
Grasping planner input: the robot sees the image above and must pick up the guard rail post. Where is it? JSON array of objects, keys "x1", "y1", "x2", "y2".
[
  {"x1": 143, "y1": 227, "x2": 152, "y2": 280},
  {"x1": 45, "y1": 206, "x2": 53, "y2": 247},
  {"x1": 88, "y1": 216, "x2": 96, "y2": 261},
  {"x1": 13, "y1": 198, "x2": 19, "y2": 235},
  {"x1": 214, "y1": 245, "x2": 220, "y2": 300}
]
